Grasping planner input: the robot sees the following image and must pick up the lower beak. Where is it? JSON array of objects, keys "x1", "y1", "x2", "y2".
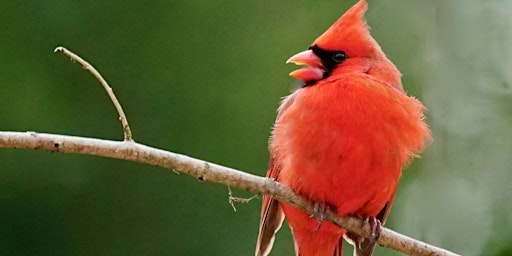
[{"x1": 286, "y1": 50, "x2": 325, "y2": 82}]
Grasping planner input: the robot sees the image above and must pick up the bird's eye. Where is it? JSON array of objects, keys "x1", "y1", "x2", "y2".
[{"x1": 332, "y1": 51, "x2": 347, "y2": 63}]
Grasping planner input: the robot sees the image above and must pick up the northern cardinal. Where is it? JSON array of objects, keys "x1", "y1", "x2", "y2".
[{"x1": 255, "y1": 1, "x2": 431, "y2": 256}]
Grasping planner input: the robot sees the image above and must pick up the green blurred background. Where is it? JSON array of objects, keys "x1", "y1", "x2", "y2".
[{"x1": 1, "y1": 0, "x2": 511, "y2": 255}]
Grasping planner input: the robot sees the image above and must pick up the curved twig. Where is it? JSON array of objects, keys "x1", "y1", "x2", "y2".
[{"x1": 54, "y1": 46, "x2": 133, "y2": 141}]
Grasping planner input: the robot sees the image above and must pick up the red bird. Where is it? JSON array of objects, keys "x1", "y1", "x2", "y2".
[{"x1": 255, "y1": 1, "x2": 431, "y2": 256}]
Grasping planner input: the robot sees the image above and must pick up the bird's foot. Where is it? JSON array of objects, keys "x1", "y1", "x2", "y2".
[
  {"x1": 362, "y1": 215, "x2": 382, "y2": 243},
  {"x1": 310, "y1": 202, "x2": 330, "y2": 232}
]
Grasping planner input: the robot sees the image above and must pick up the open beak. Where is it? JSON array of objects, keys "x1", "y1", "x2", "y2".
[{"x1": 286, "y1": 50, "x2": 325, "y2": 83}]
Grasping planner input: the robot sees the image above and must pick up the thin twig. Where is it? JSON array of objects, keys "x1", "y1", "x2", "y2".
[
  {"x1": 228, "y1": 186, "x2": 258, "y2": 211},
  {"x1": 0, "y1": 131, "x2": 460, "y2": 256},
  {"x1": 54, "y1": 46, "x2": 134, "y2": 142}
]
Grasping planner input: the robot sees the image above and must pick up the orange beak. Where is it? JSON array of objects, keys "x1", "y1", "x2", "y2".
[{"x1": 286, "y1": 50, "x2": 325, "y2": 83}]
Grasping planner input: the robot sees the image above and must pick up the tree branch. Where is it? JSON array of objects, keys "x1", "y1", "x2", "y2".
[{"x1": 0, "y1": 131, "x2": 459, "y2": 256}]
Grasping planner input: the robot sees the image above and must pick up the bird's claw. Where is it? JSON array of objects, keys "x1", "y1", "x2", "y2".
[
  {"x1": 363, "y1": 215, "x2": 382, "y2": 243},
  {"x1": 310, "y1": 203, "x2": 330, "y2": 231}
]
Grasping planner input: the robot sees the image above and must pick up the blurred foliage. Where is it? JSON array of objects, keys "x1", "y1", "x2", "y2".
[{"x1": 1, "y1": 0, "x2": 511, "y2": 255}]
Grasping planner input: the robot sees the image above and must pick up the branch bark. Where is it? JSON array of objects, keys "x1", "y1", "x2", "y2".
[{"x1": 0, "y1": 131, "x2": 459, "y2": 256}]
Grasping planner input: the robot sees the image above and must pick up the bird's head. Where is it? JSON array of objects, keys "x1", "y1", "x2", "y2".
[{"x1": 287, "y1": 0, "x2": 403, "y2": 90}]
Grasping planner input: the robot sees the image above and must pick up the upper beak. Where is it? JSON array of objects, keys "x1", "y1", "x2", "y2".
[{"x1": 286, "y1": 50, "x2": 325, "y2": 82}]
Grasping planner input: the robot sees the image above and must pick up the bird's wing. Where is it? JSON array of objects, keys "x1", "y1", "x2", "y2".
[
  {"x1": 255, "y1": 92, "x2": 298, "y2": 256},
  {"x1": 255, "y1": 159, "x2": 285, "y2": 256}
]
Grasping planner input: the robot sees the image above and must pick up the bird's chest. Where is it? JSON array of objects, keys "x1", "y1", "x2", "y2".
[{"x1": 271, "y1": 84, "x2": 403, "y2": 212}]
